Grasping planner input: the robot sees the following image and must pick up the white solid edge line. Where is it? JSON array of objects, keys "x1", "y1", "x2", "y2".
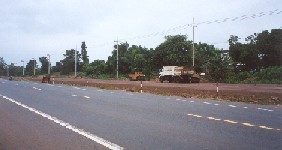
[{"x1": 0, "y1": 95, "x2": 123, "y2": 150}]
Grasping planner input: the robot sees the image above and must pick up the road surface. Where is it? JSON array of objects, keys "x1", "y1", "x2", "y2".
[{"x1": 0, "y1": 78, "x2": 281, "y2": 149}]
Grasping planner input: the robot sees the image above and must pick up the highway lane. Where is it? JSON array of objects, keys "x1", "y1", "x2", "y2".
[{"x1": 0, "y1": 78, "x2": 281, "y2": 150}]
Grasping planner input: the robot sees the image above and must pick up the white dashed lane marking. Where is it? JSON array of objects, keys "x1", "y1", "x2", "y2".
[
  {"x1": 74, "y1": 87, "x2": 81, "y2": 90},
  {"x1": 228, "y1": 105, "x2": 237, "y2": 108},
  {"x1": 0, "y1": 95, "x2": 123, "y2": 150},
  {"x1": 242, "y1": 123, "x2": 255, "y2": 127},
  {"x1": 84, "y1": 96, "x2": 91, "y2": 99},
  {"x1": 257, "y1": 108, "x2": 273, "y2": 112},
  {"x1": 187, "y1": 113, "x2": 281, "y2": 131},
  {"x1": 181, "y1": 99, "x2": 275, "y2": 112},
  {"x1": 33, "y1": 87, "x2": 42, "y2": 91}
]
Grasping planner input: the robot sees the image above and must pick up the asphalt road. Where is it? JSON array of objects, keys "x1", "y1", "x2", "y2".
[{"x1": 0, "y1": 78, "x2": 281, "y2": 150}]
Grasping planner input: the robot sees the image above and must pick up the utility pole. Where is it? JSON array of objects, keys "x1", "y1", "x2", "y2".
[
  {"x1": 21, "y1": 60, "x2": 24, "y2": 76},
  {"x1": 32, "y1": 58, "x2": 35, "y2": 76},
  {"x1": 75, "y1": 46, "x2": 77, "y2": 78},
  {"x1": 192, "y1": 17, "x2": 196, "y2": 67},
  {"x1": 47, "y1": 54, "x2": 50, "y2": 74},
  {"x1": 114, "y1": 37, "x2": 120, "y2": 79},
  {"x1": 6, "y1": 65, "x2": 9, "y2": 77}
]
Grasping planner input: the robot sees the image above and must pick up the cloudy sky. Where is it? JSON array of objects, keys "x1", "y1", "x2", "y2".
[{"x1": 1, "y1": 0, "x2": 281, "y2": 65}]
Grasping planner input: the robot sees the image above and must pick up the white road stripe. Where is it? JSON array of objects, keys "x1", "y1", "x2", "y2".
[
  {"x1": 0, "y1": 95, "x2": 123, "y2": 150},
  {"x1": 203, "y1": 102, "x2": 211, "y2": 105},
  {"x1": 257, "y1": 108, "x2": 273, "y2": 112},
  {"x1": 33, "y1": 87, "x2": 42, "y2": 91},
  {"x1": 84, "y1": 96, "x2": 90, "y2": 99},
  {"x1": 228, "y1": 105, "x2": 237, "y2": 108}
]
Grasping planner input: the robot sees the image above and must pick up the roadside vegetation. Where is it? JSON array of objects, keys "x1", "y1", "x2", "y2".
[{"x1": 1, "y1": 29, "x2": 281, "y2": 84}]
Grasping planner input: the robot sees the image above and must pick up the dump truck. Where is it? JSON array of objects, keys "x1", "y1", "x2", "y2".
[
  {"x1": 129, "y1": 72, "x2": 145, "y2": 81},
  {"x1": 159, "y1": 66, "x2": 200, "y2": 83}
]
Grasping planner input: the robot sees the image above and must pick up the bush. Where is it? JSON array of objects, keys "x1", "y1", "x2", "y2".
[
  {"x1": 224, "y1": 71, "x2": 240, "y2": 83},
  {"x1": 254, "y1": 67, "x2": 282, "y2": 84},
  {"x1": 222, "y1": 67, "x2": 281, "y2": 84}
]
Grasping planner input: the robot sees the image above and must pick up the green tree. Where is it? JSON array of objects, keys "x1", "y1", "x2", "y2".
[
  {"x1": 153, "y1": 35, "x2": 192, "y2": 69},
  {"x1": 52, "y1": 62, "x2": 61, "y2": 72},
  {"x1": 8, "y1": 63, "x2": 22, "y2": 76},
  {"x1": 206, "y1": 53, "x2": 230, "y2": 82},
  {"x1": 106, "y1": 42, "x2": 130, "y2": 75},
  {"x1": 82, "y1": 60, "x2": 106, "y2": 77},
  {"x1": 61, "y1": 49, "x2": 81, "y2": 75},
  {"x1": 229, "y1": 29, "x2": 282, "y2": 72},
  {"x1": 256, "y1": 29, "x2": 282, "y2": 67},
  {"x1": 26, "y1": 59, "x2": 37, "y2": 76},
  {"x1": 39, "y1": 56, "x2": 49, "y2": 74},
  {"x1": 0, "y1": 57, "x2": 6, "y2": 76},
  {"x1": 81, "y1": 41, "x2": 89, "y2": 64}
]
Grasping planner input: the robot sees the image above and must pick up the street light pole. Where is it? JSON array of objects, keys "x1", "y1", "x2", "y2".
[
  {"x1": 47, "y1": 54, "x2": 50, "y2": 74},
  {"x1": 32, "y1": 58, "x2": 35, "y2": 76},
  {"x1": 21, "y1": 60, "x2": 24, "y2": 76},
  {"x1": 6, "y1": 65, "x2": 9, "y2": 77},
  {"x1": 75, "y1": 46, "x2": 77, "y2": 77},
  {"x1": 114, "y1": 37, "x2": 120, "y2": 79},
  {"x1": 192, "y1": 17, "x2": 196, "y2": 67}
]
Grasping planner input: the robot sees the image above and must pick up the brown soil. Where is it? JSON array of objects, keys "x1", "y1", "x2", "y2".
[{"x1": 19, "y1": 77, "x2": 281, "y2": 105}]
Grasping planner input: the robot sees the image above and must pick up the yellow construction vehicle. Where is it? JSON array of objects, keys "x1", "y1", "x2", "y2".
[{"x1": 129, "y1": 72, "x2": 145, "y2": 81}]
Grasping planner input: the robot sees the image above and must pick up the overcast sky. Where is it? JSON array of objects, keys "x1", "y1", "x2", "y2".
[{"x1": 1, "y1": 0, "x2": 281, "y2": 65}]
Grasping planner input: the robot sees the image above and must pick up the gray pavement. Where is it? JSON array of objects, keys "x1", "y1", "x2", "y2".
[{"x1": 0, "y1": 78, "x2": 281, "y2": 150}]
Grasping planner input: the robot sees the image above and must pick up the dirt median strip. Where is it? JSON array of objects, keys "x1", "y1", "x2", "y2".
[{"x1": 22, "y1": 77, "x2": 281, "y2": 105}]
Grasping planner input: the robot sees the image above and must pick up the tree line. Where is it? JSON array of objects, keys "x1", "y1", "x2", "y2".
[{"x1": 1, "y1": 29, "x2": 281, "y2": 83}]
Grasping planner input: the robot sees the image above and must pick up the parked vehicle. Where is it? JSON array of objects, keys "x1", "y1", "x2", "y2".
[
  {"x1": 129, "y1": 72, "x2": 145, "y2": 81},
  {"x1": 159, "y1": 66, "x2": 200, "y2": 83}
]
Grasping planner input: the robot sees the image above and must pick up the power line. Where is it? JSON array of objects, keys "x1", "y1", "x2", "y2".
[{"x1": 92, "y1": 9, "x2": 281, "y2": 48}]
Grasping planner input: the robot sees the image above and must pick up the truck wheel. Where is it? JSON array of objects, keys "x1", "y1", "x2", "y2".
[
  {"x1": 174, "y1": 77, "x2": 180, "y2": 83},
  {"x1": 160, "y1": 77, "x2": 163, "y2": 83},
  {"x1": 191, "y1": 77, "x2": 200, "y2": 83},
  {"x1": 140, "y1": 76, "x2": 145, "y2": 81}
]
